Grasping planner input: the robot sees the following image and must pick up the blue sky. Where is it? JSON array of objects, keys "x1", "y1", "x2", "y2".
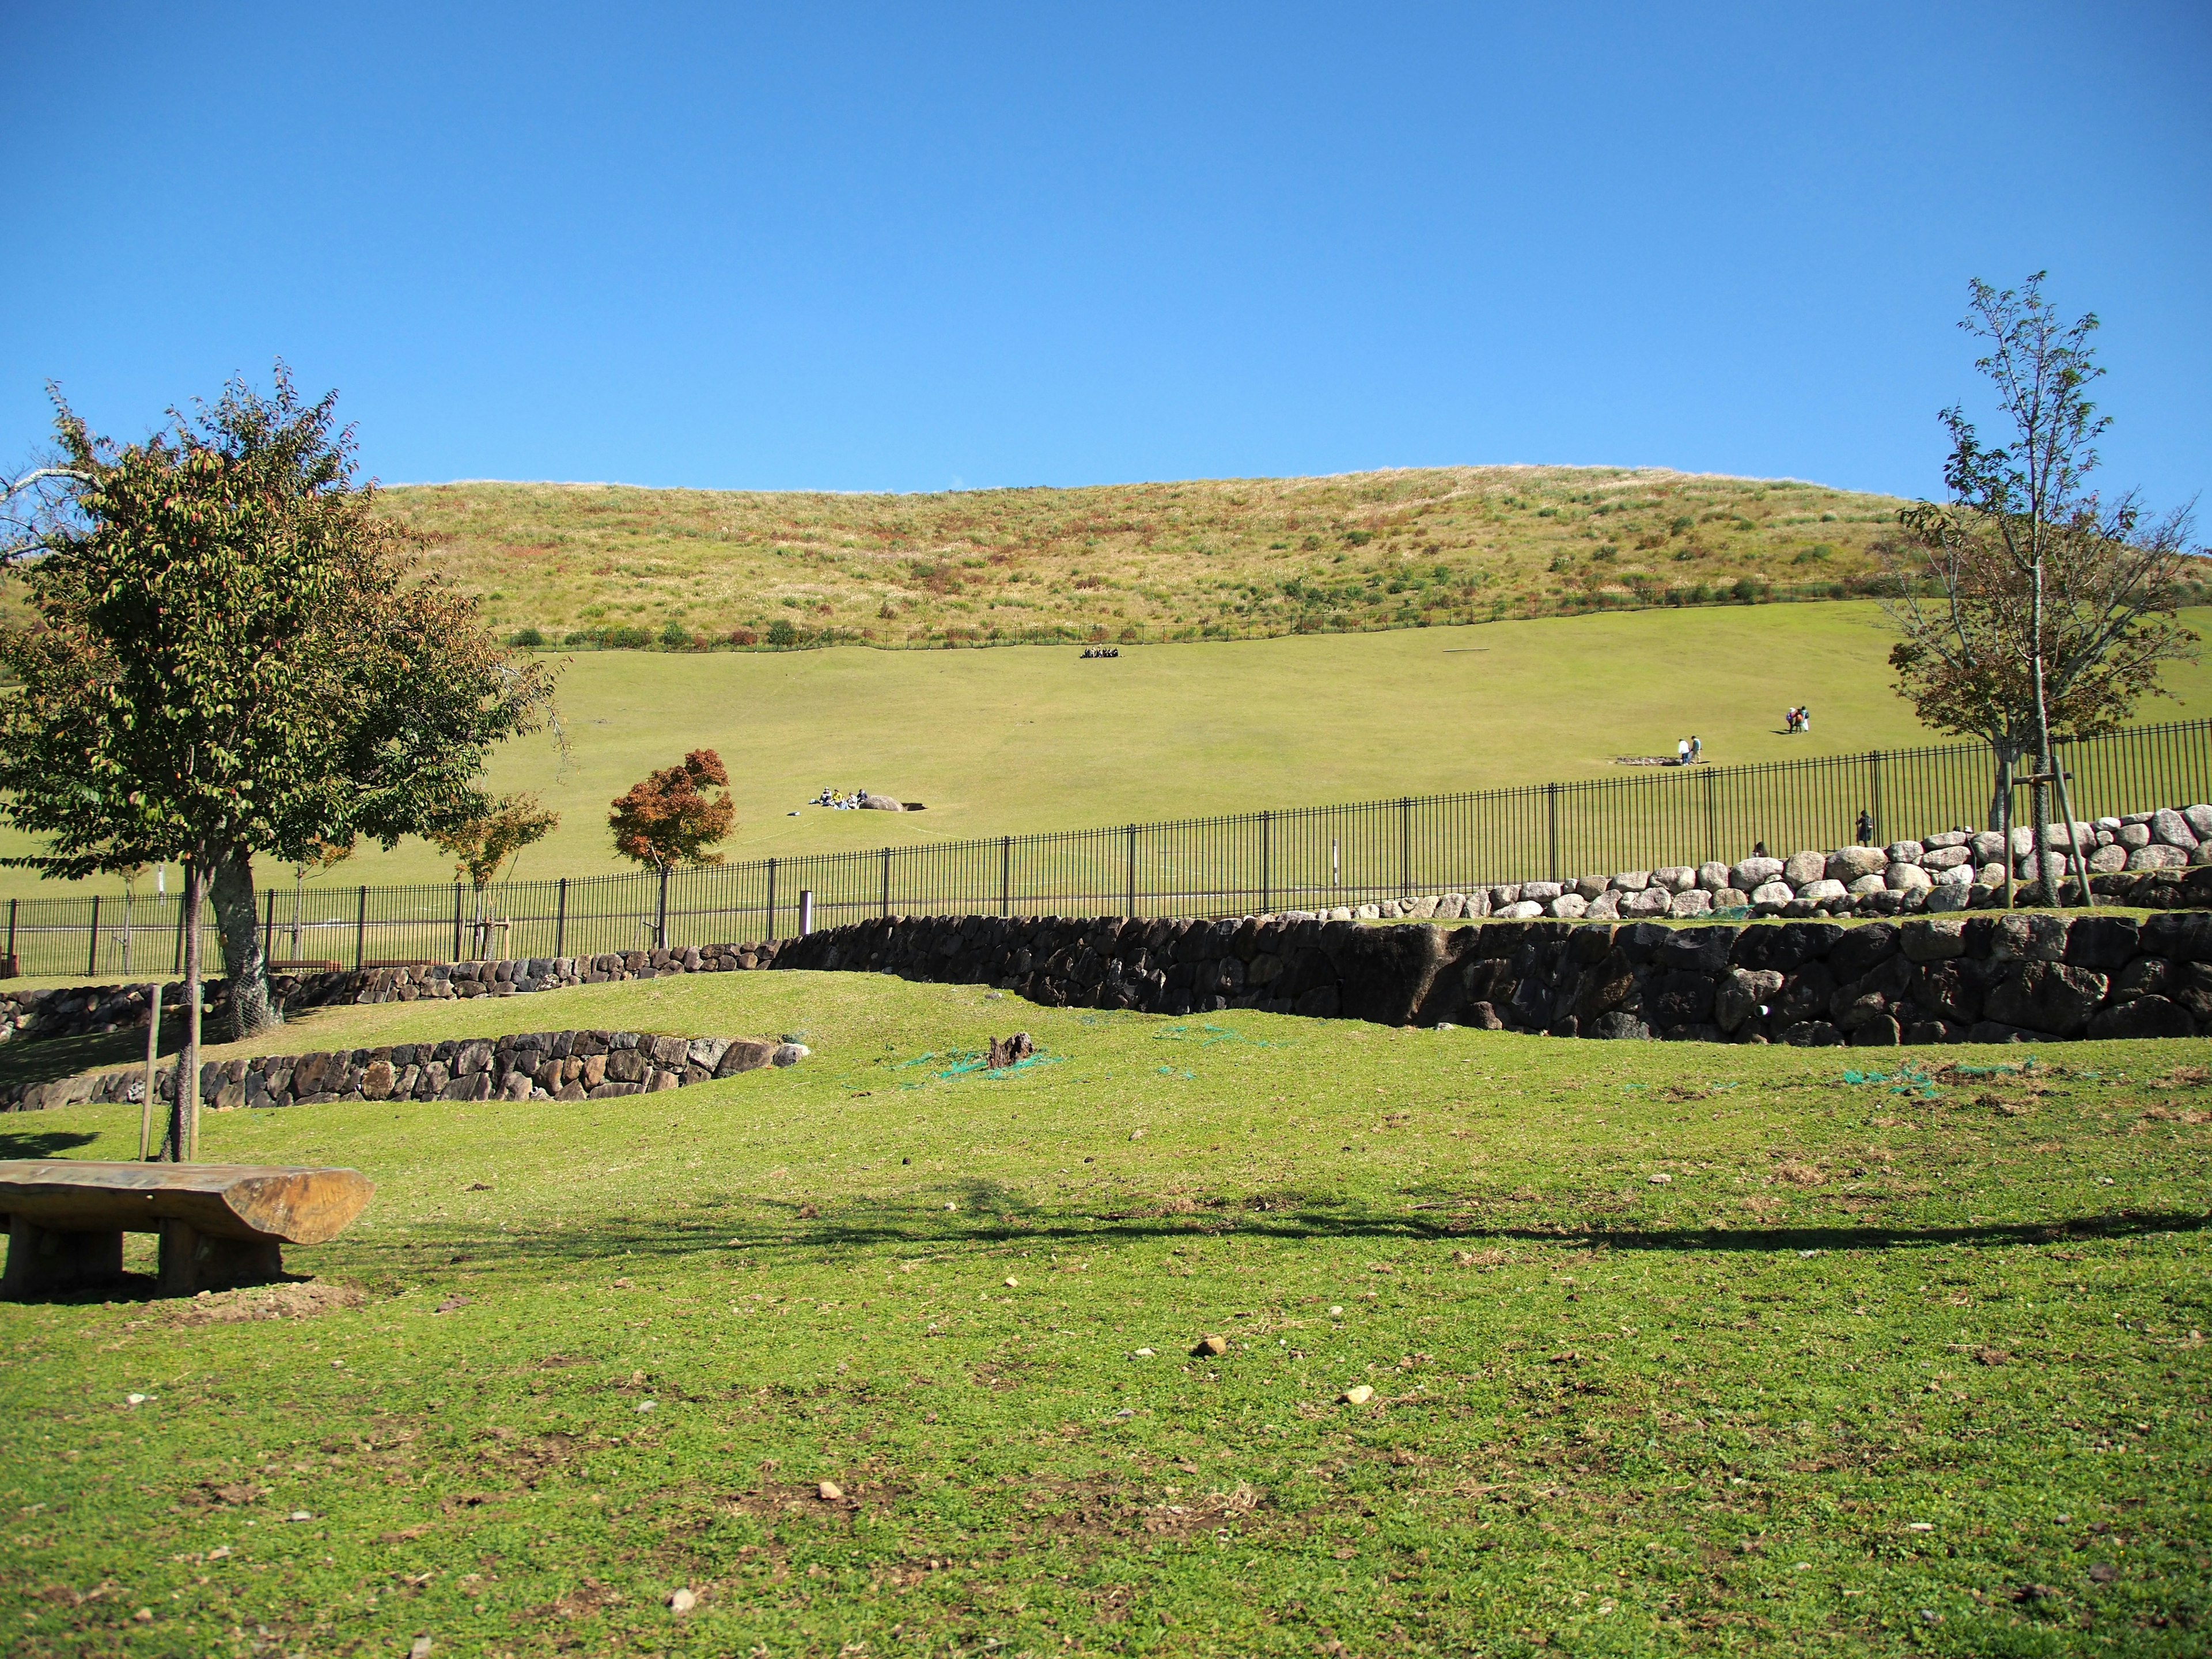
[{"x1": 3, "y1": 3, "x2": 2206, "y2": 507}]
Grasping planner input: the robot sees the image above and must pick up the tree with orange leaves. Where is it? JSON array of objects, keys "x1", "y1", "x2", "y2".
[{"x1": 608, "y1": 749, "x2": 737, "y2": 871}]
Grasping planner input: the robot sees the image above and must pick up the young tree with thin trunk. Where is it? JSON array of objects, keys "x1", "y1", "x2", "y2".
[
  {"x1": 0, "y1": 369, "x2": 557, "y2": 1158},
  {"x1": 430, "y1": 792, "x2": 560, "y2": 957},
  {"x1": 1884, "y1": 274, "x2": 2200, "y2": 901}
]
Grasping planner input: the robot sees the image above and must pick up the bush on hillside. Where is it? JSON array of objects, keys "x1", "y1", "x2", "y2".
[{"x1": 508, "y1": 626, "x2": 546, "y2": 647}]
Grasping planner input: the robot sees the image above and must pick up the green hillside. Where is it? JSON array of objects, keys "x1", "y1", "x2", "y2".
[
  {"x1": 7, "y1": 601, "x2": 2212, "y2": 902},
  {"x1": 380, "y1": 466, "x2": 1916, "y2": 648}
]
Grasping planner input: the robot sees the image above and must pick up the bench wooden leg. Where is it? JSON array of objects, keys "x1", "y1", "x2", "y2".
[
  {"x1": 158, "y1": 1220, "x2": 284, "y2": 1296},
  {"x1": 3, "y1": 1217, "x2": 125, "y2": 1298}
]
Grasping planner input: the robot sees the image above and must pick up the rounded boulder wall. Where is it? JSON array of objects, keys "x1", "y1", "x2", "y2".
[
  {"x1": 2129, "y1": 844, "x2": 2188, "y2": 871},
  {"x1": 1797, "y1": 878, "x2": 1847, "y2": 904},
  {"x1": 2088, "y1": 843, "x2": 2130, "y2": 873},
  {"x1": 1669, "y1": 888, "x2": 1714, "y2": 916},
  {"x1": 2186, "y1": 804, "x2": 2212, "y2": 839},
  {"x1": 1711, "y1": 887, "x2": 1749, "y2": 910},
  {"x1": 1886, "y1": 862, "x2": 1934, "y2": 892},
  {"x1": 1922, "y1": 844, "x2": 1974, "y2": 870},
  {"x1": 1497, "y1": 900, "x2": 1544, "y2": 920},
  {"x1": 1627, "y1": 886, "x2": 1675, "y2": 916},
  {"x1": 1654, "y1": 866, "x2": 1697, "y2": 893},
  {"x1": 1885, "y1": 840, "x2": 1925, "y2": 864},
  {"x1": 1750, "y1": 880, "x2": 1795, "y2": 908},
  {"x1": 1696, "y1": 861, "x2": 1732, "y2": 892},
  {"x1": 1609, "y1": 870, "x2": 1652, "y2": 893},
  {"x1": 1548, "y1": 893, "x2": 1589, "y2": 919}
]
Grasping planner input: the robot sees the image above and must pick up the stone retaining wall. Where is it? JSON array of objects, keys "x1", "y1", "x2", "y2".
[
  {"x1": 769, "y1": 908, "x2": 2212, "y2": 1046},
  {"x1": 1333, "y1": 805, "x2": 2212, "y2": 925},
  {"x1": 2, "y1": 1028, "x2": 807, "y2": 1113}
]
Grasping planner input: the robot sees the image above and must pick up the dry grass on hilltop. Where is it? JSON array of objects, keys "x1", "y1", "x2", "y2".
[{"x1": 377, "y1": 464, "x2": 1915, "y2": 649}]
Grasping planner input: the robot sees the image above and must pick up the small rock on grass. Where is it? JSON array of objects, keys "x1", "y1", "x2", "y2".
[
  {"x1": 1340, "y1": 1385, "x2": 1375, "y2": 1405},
  {"x1": 817, "y1": 1480, "x2": 844, "y2": 1501},
  {"x1": 410, "y1": 1638, "x2": 433, "y2": 1659},
  {"x1": 668, "y1": 1587, "x2": 699, "y2": 1614},
  {"x1": 1193, "y1": 1334, "x2": 1228, "y2": 1357}
]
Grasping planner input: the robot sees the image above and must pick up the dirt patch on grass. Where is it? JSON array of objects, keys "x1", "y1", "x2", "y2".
[{"x1": 166, "y1": 1281, "x2": 366, "y2": 1325}]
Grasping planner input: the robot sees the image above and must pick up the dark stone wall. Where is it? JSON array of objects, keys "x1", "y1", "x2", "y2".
[{"x1": 771, "y1": 910, "x2": 2212, "y2": 1046}]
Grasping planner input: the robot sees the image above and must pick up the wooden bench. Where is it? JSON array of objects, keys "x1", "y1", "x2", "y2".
[{"x1": 0, "y1": 1161, "x2": 374, "y2": 1297}]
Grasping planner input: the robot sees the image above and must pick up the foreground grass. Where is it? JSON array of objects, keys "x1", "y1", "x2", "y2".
[
  {"x1": 376, "y1": 466, "x2": 1915, "y2": 649},
  {"x1": 2, "y1": 971, "x2": 2207, "y2": 1656}
]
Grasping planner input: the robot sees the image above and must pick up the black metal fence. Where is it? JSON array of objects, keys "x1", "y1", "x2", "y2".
[{"x1": 10, "y1": 717, "x2": 2212, "y2": 980}]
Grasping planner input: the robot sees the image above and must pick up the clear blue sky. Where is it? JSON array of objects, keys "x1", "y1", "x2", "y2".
[{"x1": 3, "y1": 3, "x2": 2206, "y2": 509}]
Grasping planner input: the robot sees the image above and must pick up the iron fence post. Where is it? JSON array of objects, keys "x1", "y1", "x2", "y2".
[
  {"x1": 1126, "y1": 826, "x2": 1137, "y2": 916},
  {"x1": 262, "y1": 889, "x2": 275, "y2": 966},
  {"x1": 656, "y1": 866, "x2": 670, "y2": 949},
  {"x1": 1869, "y1": 749, "x2": 1884, "y2": 847},
  {"x1": 86, "y1": 894, "x2": 101, "y2": 978},
  {"x1": 354, "y1": 885, "x2": 368, "y2": 971},
  {"x1": 451, "y1": 882, "x2": 464, "y2": 963},
  {"x1": 881, "y1": 846, "x2": 892, "y2": 918},
  {"x1": 1260, "y1": 811, "x2": 1272, "y2": 912},
  {"x1": 766, "y1": 858, "x2": 778, "y2": 940},
  {"x1": 1001, "y1": 837, "x2": 1011, "y2": 916},
  {"x1": 1546, "y1": 782, "x2": 1560, "y2": 885},
  {"x1": 6, "y1": 897, "x2": 16, "y2": 971},
  {"x1": 555, "y1": 877, "x2": 569, "y2": 957}
]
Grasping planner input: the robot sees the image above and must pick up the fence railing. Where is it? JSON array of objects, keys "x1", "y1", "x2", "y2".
[{"x1": 9, "y1": 717, "x2": 2212, "y2": 981}]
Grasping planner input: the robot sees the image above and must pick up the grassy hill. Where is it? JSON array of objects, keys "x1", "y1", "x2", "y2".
[
  {"x1": 5, "y1": 970, "x2": 2206, "y2": 1654},
  {"x1": 380, "y1": 466, "x2": 1916, "y2": 649},
  {"x1": 7, "y1": 600, "x2": 2212, "y2": 902}
]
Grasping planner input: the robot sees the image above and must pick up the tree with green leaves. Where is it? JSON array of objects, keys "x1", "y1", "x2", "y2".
[
  {"x1": 609, "y1": 750, "x2": 736, "y2": 871},
  {"x1": 1884, "y1": 274, "x2": 2200, "y2": 899},
  {"x1": 430, "y1": 792, "x2": 560, "y2": 957},
  {"x1": 0, "y1": 368, "x2": 558, "y2": 1158}
]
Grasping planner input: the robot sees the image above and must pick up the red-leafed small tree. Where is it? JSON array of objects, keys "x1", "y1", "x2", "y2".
[{"x1": 609, "y1": 750, "x2": 737, "y2": 870}]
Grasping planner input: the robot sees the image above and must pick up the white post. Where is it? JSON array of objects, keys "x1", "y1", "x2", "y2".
[{"x1": 798, "y1": 889, "x2": 815, "y2": 937}]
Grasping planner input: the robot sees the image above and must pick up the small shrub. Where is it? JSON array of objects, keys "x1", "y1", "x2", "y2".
[
  {"x1": 507, "y1": 626, "x2": 546, "y2": 648},
  {"x1": 660, "y1": 620, "x2": 691, "y2": 648},
  {"x1": 1732, "y1": 577, "x2": 1759, "y2": 603},
  {"x1": 728, "y1": 627, "x2": 759, "y2": 646},
  {"x1": 604, "y1": 624, "x2": 652, "y2": 650},
  {"x1": 1669, "y1": 515, "x2": 1694, "y2": 536},
  {"x1": 766, "y1": 619, "x2": 798, "y2": 647}
]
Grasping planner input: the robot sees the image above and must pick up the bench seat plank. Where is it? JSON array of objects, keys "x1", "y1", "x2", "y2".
[{"x1": 0, "y1": 1161, "x2": 373, "y2": 1245}]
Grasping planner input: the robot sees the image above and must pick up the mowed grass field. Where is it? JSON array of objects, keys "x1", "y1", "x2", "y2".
[
  {"x1": 378, "y1": 467, "x2": 1915, "y2": 649},
  {"x1": 2, "y1": 969, "x2": 2207, "y2": 1656},
  {"x1": 11, "y1": 600, "x2": 2212, "y2": 905}
]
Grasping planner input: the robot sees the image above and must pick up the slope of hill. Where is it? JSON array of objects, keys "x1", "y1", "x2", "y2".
[
  {"x1": 12, "y1": 599, "x2": 2212, "y2": 903},
  {"x1": 380, "y1": 465, "x2": 1915, "y2": 647}
]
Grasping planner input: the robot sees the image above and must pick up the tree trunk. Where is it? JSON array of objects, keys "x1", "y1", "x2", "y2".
[
  {"x1": 166, "y1": 859, "x2": 205, "y2": 1161},
  {"x1": 211, "y1": 848, "x2": 281, "y2": 1041}
]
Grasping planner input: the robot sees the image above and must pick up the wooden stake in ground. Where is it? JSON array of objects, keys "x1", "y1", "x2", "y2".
[{"x1": 139, "y1": 976, "x2": 163, "y2": 1163}]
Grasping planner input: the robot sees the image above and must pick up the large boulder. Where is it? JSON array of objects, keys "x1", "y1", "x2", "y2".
[
  {"x1": 1886, "y1": 862, "x2": 1933, "y2": 892},
  {"x1": 1548, "y1": 893, "x2": 1588, "y2": 919},
  {"x1": 1797, "y1": 878, "x2": 1847, "y2": 904},
  {"x1": 1696, "y1": 861, "x2": 1732, "y2": 892},
  {"x1": 1982, "y1": 961, "x2": 2108, "y2": 1038},
  {"x1": 1783, "y1": 850, "x2": 1828, "y2": 887},
  {"x1": 2128, "y1": 843, "x2": 2188, "y2": 870},
  {"x1": 1669, "y1": 889, "x2": 1714, "y2": 917},
  {"x1": 2087, "y1": 996, "x2": 2196, "y2": 1040},
  {"x1": 1899, "y1": 917, "x2": 1967, "y2": 961},
  {"x1": 2152, "y1": 807, "x2": 2199, "y2": 850},
  {"x1": 1714, "y1": 967, "x2": 1782, "y2": 1032},
  {"x1": 1653, "y1": 866, "x2": 1697, "y2": 893},
  {"x1": 1922, "y1": 844, "x2": 1973, "y2": 870},
  {"x1": 859, "y1": 793, "x2": 905, "y2": 811},
  {"x1": 1731, "y1": 856, "x2": 1785, "y2": 891},
  {"x1": 1749, "y1": 880, "x2": 1794, "y2": 908},
  {"x1": 1626, "y1": 887, "x2": 1675, "y2": 916},
  {"x1": 2186, "y1": 804, "x2": 2212, "y2": 839},
  {"x1": 1829, "y1": 845, "x2": 1891, "y2": 882},
  {"x1": 1609, "y1": 870, "x2": 1652, "y2": 892}
]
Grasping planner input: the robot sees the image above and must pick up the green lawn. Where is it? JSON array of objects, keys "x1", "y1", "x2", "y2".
[
  {"x1": 11, "y1": 600, "x2": 2212, "y2": 904},
  {"x1": 2, "y1": 969, "x2": 2206, "y2": 1656}
]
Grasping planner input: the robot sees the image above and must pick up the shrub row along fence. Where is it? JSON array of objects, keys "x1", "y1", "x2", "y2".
[{"x1": 9, "y1": 718, "x2": 2212, "y2": 981}]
